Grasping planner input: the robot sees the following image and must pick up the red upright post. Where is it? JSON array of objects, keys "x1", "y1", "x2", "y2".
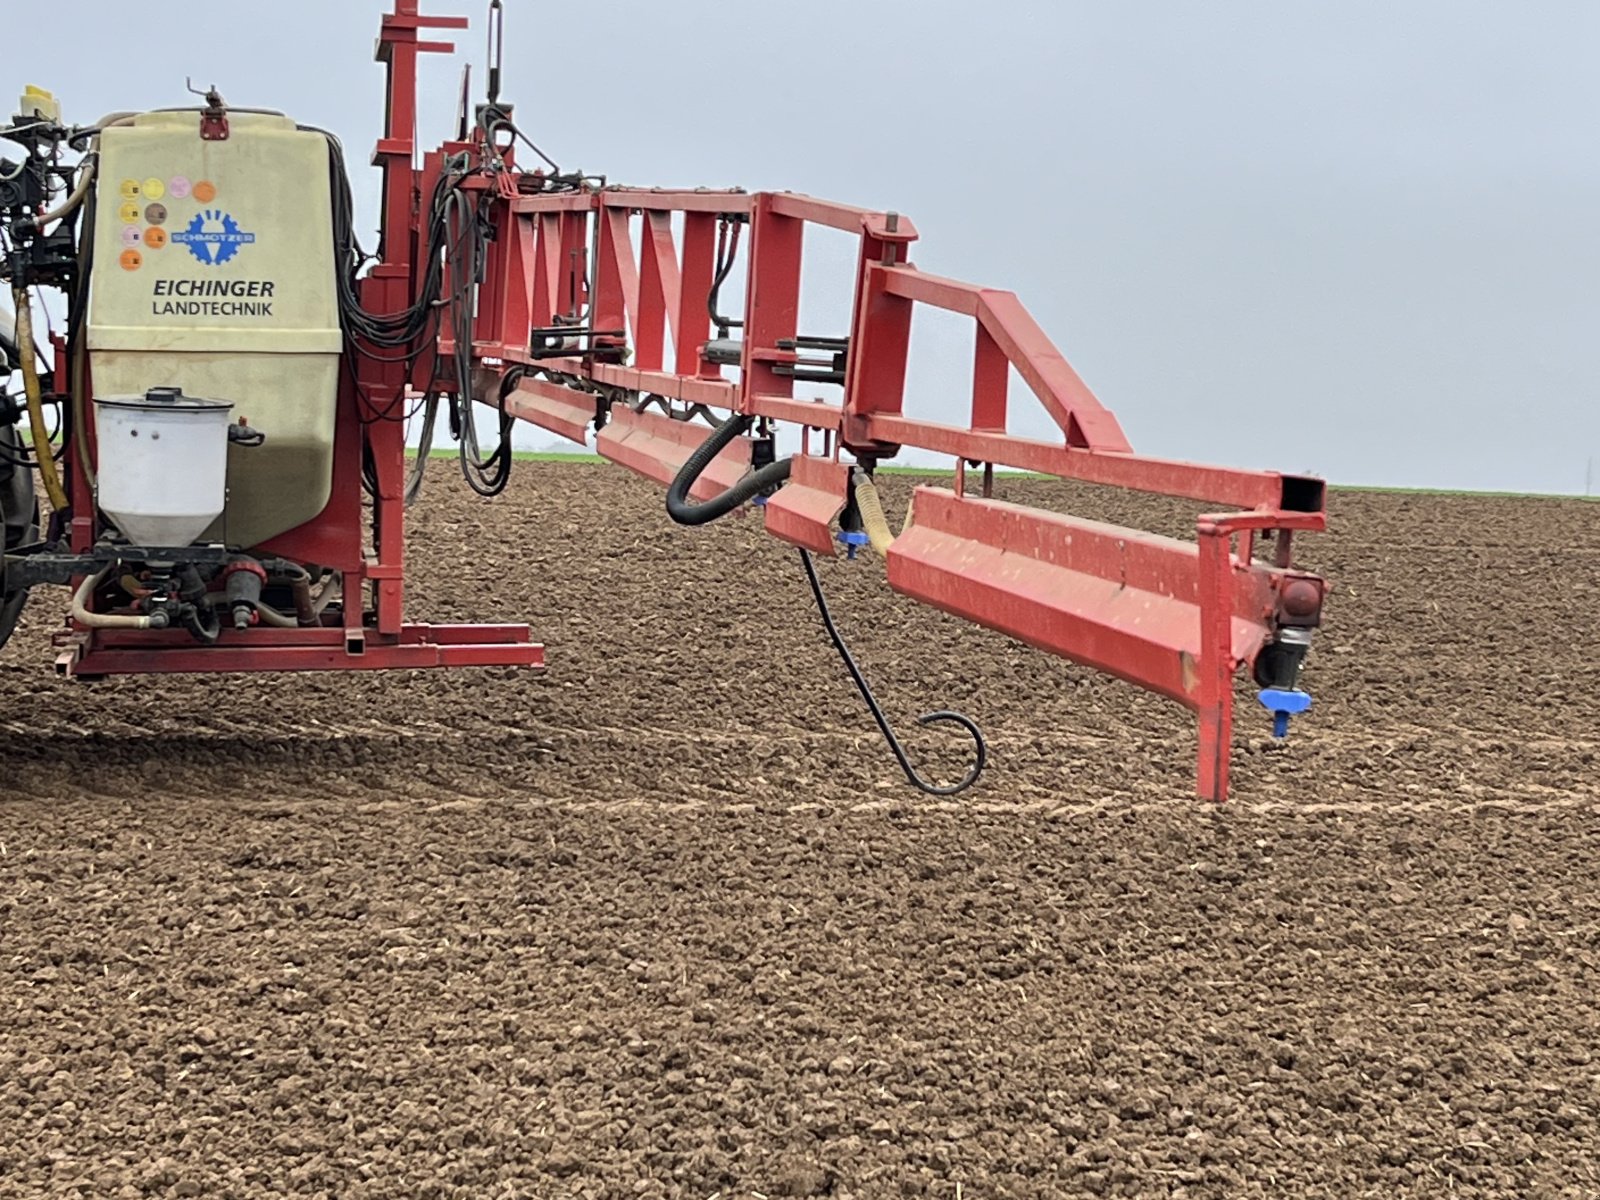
[
  {"x1": 636, "y1": 212, "x2": 679, "y2": 373},
  {"x1": 844, "y1": 255, "x2": 913, "y2": 452},
  {"x1": 593, "y1": 207, "x2": 637, "y2": 356},
  {"x1": 1194, "y1": 520, "x2": 1235, "y2": 801},
  {"x1": 740, "y1": 196, "x2": 804, "y2": 413},
  {"x1": 971, "y1": 326, "x2": 1009, "y2": 433},
  {"x1": 678, "y1": 213, "x2": 718, "y2": 378},
  {"x1": 366, "y1": 2, "x2": 467, "y2": 636}
]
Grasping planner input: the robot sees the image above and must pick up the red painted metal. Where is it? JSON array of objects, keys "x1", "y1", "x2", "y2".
[
  {"x1": 467, "y1": 184, "x2": 1322, "y2": 514},
  {"x1": 595, "y1": 406, "x2": 751, "y2": 501},
  {"x1": 743, "y1": 194, "x2": 805, "y2": 410},
  {"x1": 59, "y1": 624, "x2": 542, "y2": 679},
  {"x1": 636, "y1": 211, "x2": 680, "y2": 373},
  {"x1": 501, "y1": 376, "x2": 597, "y2": 446},
  {"x1": 888, "y1": 488, "x2": 1284, "y2": 705},
  {"x1": 764, "y1": 456, "x2": 852, "y2": 557},
  {"x1": 563, "y1": 361, "x2": 739, "y2": 410},
  {"x1": 437, "y1": 14, "x2": 1326, "y2": 803},
  {"x1": 886, "y1": 489, "x2": 1322, "y2": 796},
  {"x1": 875, "y1": 266, "x2": 1130, "y2": 452}
]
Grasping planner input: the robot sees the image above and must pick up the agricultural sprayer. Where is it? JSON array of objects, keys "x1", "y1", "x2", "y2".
[{"x1": 0, "y1": 1, "x2": 1327, "y2": 800}]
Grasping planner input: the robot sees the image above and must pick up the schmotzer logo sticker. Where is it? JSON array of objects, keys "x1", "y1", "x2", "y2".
[{"x1": 172, "y1": 210, "x2": 256, "y2": 266}]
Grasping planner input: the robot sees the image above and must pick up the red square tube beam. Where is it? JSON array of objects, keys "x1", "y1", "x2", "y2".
[
  {"x1": 502, "y1": 376, "x2": 598, "y2": 447},
  {"x1": 596, "y1": 406, "x2": 751, "y2": 500},
  {"x1": 886, "y1": 488, "x2": 1283, "y2": 707},
  {"x1": 59, "y1": 625, "x2": 543, "y2": 678}
]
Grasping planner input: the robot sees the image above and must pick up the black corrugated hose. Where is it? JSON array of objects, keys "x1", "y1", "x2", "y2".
[{"x1": 665, "y1": 413, "x2": 792, "y2": 526}]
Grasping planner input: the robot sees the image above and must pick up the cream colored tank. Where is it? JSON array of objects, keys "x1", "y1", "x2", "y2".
[{"x1": 87, "y1": 110, "x2": 341, "y2": 551}]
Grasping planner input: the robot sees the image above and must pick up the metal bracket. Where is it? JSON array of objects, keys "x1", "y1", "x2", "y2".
[{"x1": 187, "y1": 79, "x2": 230, "y2": 141}]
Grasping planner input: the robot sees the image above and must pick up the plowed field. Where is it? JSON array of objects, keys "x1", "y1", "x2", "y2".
[{"x1": 3, "y1": 464, "x2": 1598, "y2": 1199}]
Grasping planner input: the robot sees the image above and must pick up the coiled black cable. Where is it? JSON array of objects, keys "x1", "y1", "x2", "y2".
[{"x1": 798, "y1": 548, "x2": 986, "y2": 796}]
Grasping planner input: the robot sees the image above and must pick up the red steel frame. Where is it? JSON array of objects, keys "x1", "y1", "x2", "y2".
[
  {"x1": 55, "y1": 0, "x2": 543, "y2": 680},
  {"x1": 419, "y1": 9, "x2": 1328, "y2": 801},
  {"x1": 53, "y1": 0, "x2": 1327, "y2": 802}
]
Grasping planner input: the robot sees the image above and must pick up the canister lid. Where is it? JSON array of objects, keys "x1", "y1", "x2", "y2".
[{"x1": 95, "y1": 386, "x2": 234, "y2": 412}]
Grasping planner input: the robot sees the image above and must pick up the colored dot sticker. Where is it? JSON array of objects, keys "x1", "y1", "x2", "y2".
[
  {"x1": 143, "y1": 227, "x2": 168, "y2": 250},
  {"x1": 118, "y1": 201, "x2": 141, "y2": 224},
  {"x1": 142, "y1": 177, "x2": 165, "y2": 201},
  {"x1": 119, "y1": 249, "x2": 143, "y2": 271},
  {"x1": 120, "y1": 226, "x2": 141, "y2": 248},
  {"x1": 145, "y1": 202, "x2": 167, "y2": 226},
  {"x1": 119, "y1": 178, "x2": 141, "y2": 200},
  {"x1": 193, "y1": 180, "x2": 217, "y2": 204},
  {"x1": 168, "y1": 176, "x2": 191, "y2": 200}
]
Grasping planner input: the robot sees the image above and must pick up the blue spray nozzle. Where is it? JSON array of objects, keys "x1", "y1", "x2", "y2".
[
  {"x1": 1258, "y1": 688, "x2": 1312, "y2": 739},
  {"x1": 835, "y1": 530, "x2": 870, "y2": 561}
]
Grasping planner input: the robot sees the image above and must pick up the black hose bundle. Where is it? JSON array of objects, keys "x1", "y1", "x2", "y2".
[
  {"x1": 309, "y1": 107, "x2": 588, "y2": 488},
  {"x1": 665, "y1": 413, "x2": 792, "y2": 526},
  {"x1": 315, "y1": 127, "x2": 457, "y2": 357},
  {"x1": 442, "y1": 189, "x2": 513, "y2": 497}
]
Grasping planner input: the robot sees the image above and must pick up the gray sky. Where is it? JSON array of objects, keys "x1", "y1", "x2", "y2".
[{"x1": 24, "y1": 0, "x2": 1599, "y2": 492}]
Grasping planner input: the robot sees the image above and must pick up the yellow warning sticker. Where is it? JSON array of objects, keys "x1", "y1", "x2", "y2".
[
  {"x1": 118, "y1": 201, "x2": 140, "y2": 224},
  {"x1": 142, "y1": 177, "x2": 165, "y2": 201},
  {"x1": 119, "y1": 248, "x2": 143, "y2": 271},
  {"x1": 119, "y1": 179, "x2": 140, "y2": 200}
]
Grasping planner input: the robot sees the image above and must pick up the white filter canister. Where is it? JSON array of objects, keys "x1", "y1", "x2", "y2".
[{"x1": 94, "y1": 387, "x2": 233, "y2": 548}]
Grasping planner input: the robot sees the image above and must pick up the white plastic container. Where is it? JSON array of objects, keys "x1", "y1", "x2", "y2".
[{"x1": 94, "y1": 388, "x2": 233, "y2": 548}]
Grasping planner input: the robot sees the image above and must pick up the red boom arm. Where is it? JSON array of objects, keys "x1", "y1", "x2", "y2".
[{"x1": 402, "y1": 2, "x2": 1329, "y2": 801}]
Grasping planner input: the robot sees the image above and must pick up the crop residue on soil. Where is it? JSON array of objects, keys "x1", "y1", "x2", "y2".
[{"x1": 3, "y1": 464, "x2": 1598, "y2": 1198}]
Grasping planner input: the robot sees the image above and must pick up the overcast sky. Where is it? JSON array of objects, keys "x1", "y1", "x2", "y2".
[{"x1": 21, "y1": 1, "x2": 1599, "y2": 492}]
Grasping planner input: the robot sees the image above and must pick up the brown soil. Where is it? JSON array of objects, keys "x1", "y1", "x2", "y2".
[{"x1": 3, "y1": 465, "x2": 1599, "y2": 1199}]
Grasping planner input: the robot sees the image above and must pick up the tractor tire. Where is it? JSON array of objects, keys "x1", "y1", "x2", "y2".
[{"x1": 0, "y1": 425, "x2": 38, "y2": 651}]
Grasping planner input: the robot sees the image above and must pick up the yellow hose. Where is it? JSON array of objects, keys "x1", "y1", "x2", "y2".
[
  {"x1": 72, "y1": 568, "x2": 155, "y2": 630},
  {"x1": 32, "y1": 156, "x2": 95, "y2": 230},
  {"x1": 853, "y1": 470, "x2": 897, "y2": 557},
  {"x1": 13, "y1": 289, "x2": 67, "y2": 510}
]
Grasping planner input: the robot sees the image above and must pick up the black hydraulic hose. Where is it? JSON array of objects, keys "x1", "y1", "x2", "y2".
[
  {"x1": 798, "y1": 548, "x2": 986, "y2": 796},
  {"x1": 707, "y1": 218, "x2": 744, "y2": 334},
  {"x1": 181, "y1": 601, "x2": 221, "y2": 646},
  {"x1": 666, "y1": 412, "x2": 792, "y2": 527}
]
